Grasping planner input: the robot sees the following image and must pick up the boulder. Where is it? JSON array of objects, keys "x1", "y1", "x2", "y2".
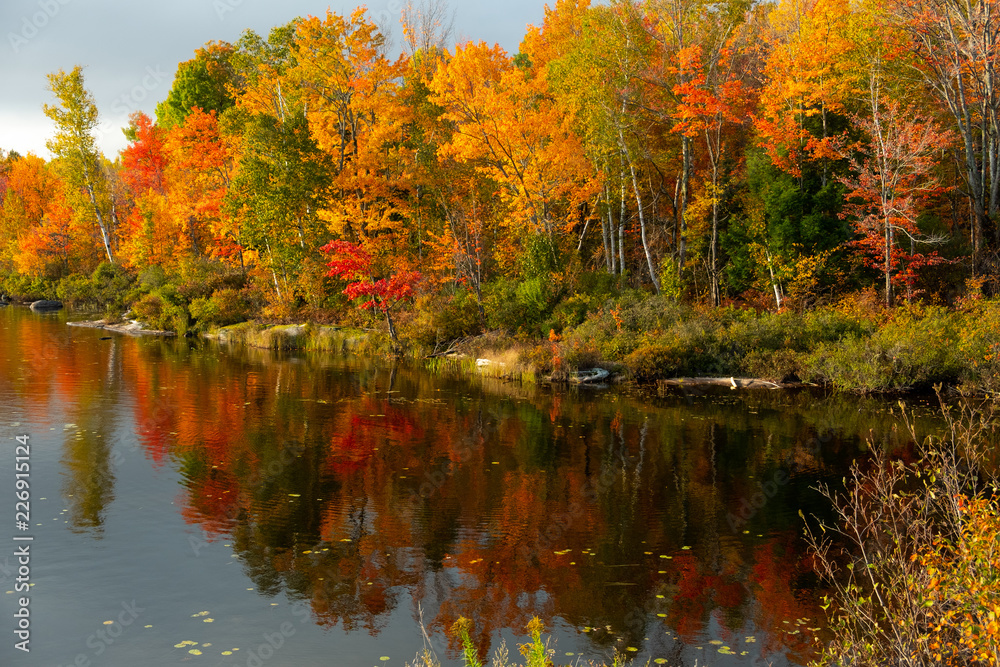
[{"x1": 30, "y1": 300, "x2": 63, "y2": 312}]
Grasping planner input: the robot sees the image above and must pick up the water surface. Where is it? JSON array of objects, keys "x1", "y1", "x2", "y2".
[{"x1": 0, "y1": 305, "x2": 941, "y2": 666}]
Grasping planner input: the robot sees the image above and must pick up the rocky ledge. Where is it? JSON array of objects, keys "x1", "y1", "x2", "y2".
[{"x1": 68, "y1": 319, "x2": 176, "y2": 336}]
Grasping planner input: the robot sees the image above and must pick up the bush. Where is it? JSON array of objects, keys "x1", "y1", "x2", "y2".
[
  {"x1": 189, "y1": 288, "x2": 257, "y2": 330},
  {"x1": 624, "y1": 343, "x2": 685, "y2": 381},
  {"x1": 802, "y1": 307, "x2": 963, "y2": 391},
  {"x1": 484, "y1": 277, "x2": 559, "y2": 335},
  {"x1": 90, "y1": 263, "x2": 137, "y2": 316},
  {"x1": 132, "y1": 292, "x2": 189, "y2": 334},
  {"x1": 405, "y1": 289, "x2": 483, "y2": 348},
  {"x1": 740, "y1": 348, "x2": 802, "y2": 382},
  {"x1": 806, "y1": 395, "x2": 1000, "y2": 666},
  {"x1": 56, "y1": 274, "x2": 96, "y2": 307},
  {"x1": 955, "y1": 300, "x2": 1000, "y2": 392},
  {"x1": 1, "y1": 273, "x2": 56, "y2": 301}
]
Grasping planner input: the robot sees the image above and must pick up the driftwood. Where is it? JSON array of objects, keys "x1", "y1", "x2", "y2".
[{"x1": 658, "y1": 376, "x2": 788, "y2": 390}]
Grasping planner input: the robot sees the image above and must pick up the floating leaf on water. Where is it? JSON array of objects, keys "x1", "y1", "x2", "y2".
[
  {"x1": 654, "y1": 660, "x2": 668, "y2": 665},
  {"x1": 221, "y1": 651, "x2": 233, "y2": 656},
  {"x1": 719, "y1": 646, "x2": 734, "y2": 654},
  {"x1": 102, "y1": 620, "x2": 113, "y2": 625},
  {"x1": 681, "y1": 546, "x2": 691, "y2": 550},
  {"x1": 202, "y1": 643, "x2": 212, "y2": 647},
  {"x1": 657, "y1": 613, "x2": 666, "y2": 618},
  {"x1": 709, "y1": 640, "x2": 723, "y2": 645},
  {"x1": 203, "y1": 618, "x2": 214, "y2": 623},
  {"x1": 659, "y1": 555, "x2": 671, "y2": 559},
  {"x1": 626, "y1": 647, "x2": 638, "y2": 652},
  {"x1": 380, "y1": 658, "x2": 390, "y2": 662},
  {"x1": 144, "y1": 625, "x2": 152, "y2": 628},
  {"x1": 189, "y1": 649, "x2": 202, "y2": 655},
  {"x1": 192, "y1": 611, "x2": 210, "y2": 617}
]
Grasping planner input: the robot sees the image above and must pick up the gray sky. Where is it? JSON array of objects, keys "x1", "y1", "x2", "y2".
[{"x1": 0, "y1": 0, "x2": 544, "y2": 159}]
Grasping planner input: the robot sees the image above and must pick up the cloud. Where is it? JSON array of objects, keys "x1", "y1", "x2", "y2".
[{"x1": 1, "y1": 0, "x2": 543, "y2": 158}]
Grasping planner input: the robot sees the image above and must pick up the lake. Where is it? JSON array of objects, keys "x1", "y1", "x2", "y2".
[{"x1": 0, "y1": 305, "x2": 940, "y2": 666}]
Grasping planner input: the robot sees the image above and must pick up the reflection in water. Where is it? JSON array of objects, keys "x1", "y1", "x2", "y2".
[{"x1": 0, "y1": 306, "x2": 948, "y2": 665}]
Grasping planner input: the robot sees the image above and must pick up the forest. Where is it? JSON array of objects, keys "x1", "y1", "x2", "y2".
[{"x1": 4, "y1": 0, "x2": 1000, "y2": 389}]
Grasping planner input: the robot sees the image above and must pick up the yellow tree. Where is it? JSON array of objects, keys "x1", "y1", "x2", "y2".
[
  {"x1": 290, "y1": 8, "x2": 414, "y2": 256},
  {"x1": 428, "y1": 40, "x2": 599, "y2": 274},
  {"x1": 44, "y1": 66, "x2": 119, "y2": 265}
]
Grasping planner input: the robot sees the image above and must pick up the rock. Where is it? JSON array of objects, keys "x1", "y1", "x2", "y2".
[
  {"x1": 569, "y1": 368, "x2": 610, "y2": 384},
  {"x1": 30, "y1": 300, "x2": 63, "y2": 312}
]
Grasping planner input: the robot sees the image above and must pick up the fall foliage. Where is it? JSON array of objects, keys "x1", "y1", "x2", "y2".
[{"x1": 0, "y1": 0, "x2": 993, "y2": 334}]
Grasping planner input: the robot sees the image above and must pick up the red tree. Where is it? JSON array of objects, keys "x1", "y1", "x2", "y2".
[
  {"x1": 839, "y1": 93, "x2": 951, "y2": 306},
  {"x1": 321, "y1": 240, "x2": 421, "y2": 345}
]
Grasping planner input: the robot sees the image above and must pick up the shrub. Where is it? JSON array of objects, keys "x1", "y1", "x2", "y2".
[
  {"x1": 90, "y1": 262, "x2": 137, "y2": 316},
  {"x1": 406, "y1": 290, "x2": 483, "y2": 348},
  {"x1": 484, "y1": 277, "x2": 558, "y2": 335},
  {"x1": 955, "y1": 300, "x2": 1000, "y2": 392},
  {"x1": 189, "y1": 288, "x2": 257, "y2": 330},
  {"x1": 56, "y1": 274, "x2": 96, "y2": 307},
  {"x1": 132, "y1": 292, "x2": 189, "y2": 334},
  {"x1": 741, "y1": 348, "x2": 802, "y2": 382},
  {"x1": 806, "y1": 395, "x2": 1000, "y2": 667},
  {"x1": 624, "y1": 343, "x2": 685, "y2": 381},
  {"x1": 802, "y1": 307, "x2": 962, "y2": 391}
]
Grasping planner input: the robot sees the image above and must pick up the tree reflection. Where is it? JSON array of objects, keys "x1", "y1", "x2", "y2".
[{"x1": 2, "y1": 309, "x2": 943, "y2": 665}]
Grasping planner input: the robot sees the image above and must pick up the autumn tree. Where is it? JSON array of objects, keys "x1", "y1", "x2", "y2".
[
  {"x1": 322, "y1": 240, "x2": 421, "y2": 344},
  {"x1": 840, "y1": 79, "x2": 951, "y2": 306},
  {"x1": 290, "y1": 9, "x2": 414, "y2": 249},
  {"x1": 165, "y1": 108, "x2": 241, "y2": 269},
  {"x1": 0, "y1": 154, "x2": 79, "y2": 277},
  {"x1": 429, "y1": 40, "x2": 599, "y2": 277},
  {"x1": 545, "y1": 1, "x2": 657, "y2": 282},
  {"x1": 156, "y1": 42, "x2": 238, "y2": 130},
  {"x1": 672, "y1": 36, "x2": 754, "y2": 305},
  {"x1": 887, "y1": 0, "x2": 1000, "y2": 258},
  {"x1": 755, "y1": 0, "x2": 857, "y2": 181},
  {"x1": 225, "y1": 22, "x2": 334, "y2": 307},
  {"x1": 44, "y1": 66, "x2": 118, "y2": 265}
]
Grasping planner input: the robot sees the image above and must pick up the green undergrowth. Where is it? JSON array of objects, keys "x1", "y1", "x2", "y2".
[
  {"x1": 408, "y1": 617, "x2": 673, "y2": 667},
  {"x1": 550, "y1": 295, "x2": 1000, "y2": 393}
]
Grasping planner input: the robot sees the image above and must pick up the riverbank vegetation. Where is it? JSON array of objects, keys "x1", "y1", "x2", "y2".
[
  {"x1": 806, "y1": 394, "x2": 1000, "y2": 666},
  {"x1": 4, "y1": 0, "x2": 1000, "y2": 392}
]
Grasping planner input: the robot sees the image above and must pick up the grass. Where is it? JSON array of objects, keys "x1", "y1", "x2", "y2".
[
  {"x1": 208, "y1": 322, "x2": 370, "y2": 353},
  {"x1": 407, "y1": 616, "x2": 685, "y2": 667}
]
